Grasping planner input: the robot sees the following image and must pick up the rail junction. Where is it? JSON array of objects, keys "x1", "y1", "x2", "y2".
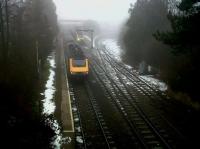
[{"x1": 59, "y1": 26, "x2": 200, "y2": 149}]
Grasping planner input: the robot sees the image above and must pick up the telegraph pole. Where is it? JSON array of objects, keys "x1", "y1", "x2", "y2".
[
  {"x1": 0, "y1": 1, "x2": 5, "y2": 47},
  {"x1": 5, "y1": 0, "x2": 9, "y2": 51},
  {"x1": 0, "y1": 1, "x2": 6, "y2": 63},
  {"x1": 36, "y1": 41, "x2": 39, "y2": 74}
]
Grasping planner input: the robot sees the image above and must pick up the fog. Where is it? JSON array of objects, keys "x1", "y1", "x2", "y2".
[{"x1": 53, "y1": 0, "x2": 136, "y2": 25}]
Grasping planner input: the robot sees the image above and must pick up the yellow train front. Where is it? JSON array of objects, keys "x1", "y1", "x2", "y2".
[
  {"x1": 66, "y1": 43, "x2": 89, "y2": 77},
  {"x1": 69, "y1": 58, "x2": 89, "y2": 76}
]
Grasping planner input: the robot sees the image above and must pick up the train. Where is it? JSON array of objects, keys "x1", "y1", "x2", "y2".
[{"x1": 65, "y1": 42, "x2": 89, "y2": 76}]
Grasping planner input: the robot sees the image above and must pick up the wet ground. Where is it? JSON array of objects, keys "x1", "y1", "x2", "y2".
[
  {"x1": 55, "y1": 25, "x2": 200, "y2": 148},
  {"x1": 78, "y1": 37, "x2": 200, "y2": 148}
]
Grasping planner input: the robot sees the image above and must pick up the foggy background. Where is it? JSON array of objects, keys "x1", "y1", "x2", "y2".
[{"x1": 53, "y1": 0, "x2": 136, "y2": 25}]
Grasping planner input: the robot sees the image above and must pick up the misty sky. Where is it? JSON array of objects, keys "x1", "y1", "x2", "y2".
[{"x1": 53, "y1": 0, "x2": 136, "y2": 24}]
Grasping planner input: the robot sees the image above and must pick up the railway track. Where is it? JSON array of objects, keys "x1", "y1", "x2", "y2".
[
  {"x1": 91, "y1": 60, "x2": 172, "y2": 148},
  {"x1": 64, "y1": 37, "x2": 193, "y2": 148},
  {"x1": 88, "y1": 47, "x2": 190, "y2": 148},
  {"x1": 65, "y1": 40, "x2": 115, "y2": 148},
  {"x1": 101, "y1": 48, "x2": 189, "y2": 111},
  {"x1": 100, "y1": 47, "x2": 192, "y2": 135},
  {"x1": 68, "y1": 79, "x2": 116, "y2": 149}
]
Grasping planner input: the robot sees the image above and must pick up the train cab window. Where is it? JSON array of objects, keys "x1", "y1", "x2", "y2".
[{"x1": 72, "y1": 60, "x2": 86, "y2": 67}]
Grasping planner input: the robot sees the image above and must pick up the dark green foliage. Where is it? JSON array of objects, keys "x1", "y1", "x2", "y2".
[
  {"x1": 1, "y1": 85, "x2": 55, "y2": 148},
  {"x1": 0, "y1": 0, "x2": 58, "y2": 147},
  {"x1": 123, "y1": 0, "x2": 200, "y2": 101},
  {"x1": 123, "y1": 0, "x2": 171, "y2": 68},
  {"x1": 178, "y1": 0, "x2": 199, "y2": 11},
  {"x1": 155, "y1": 0, "x2": 200, "y2": 100}
]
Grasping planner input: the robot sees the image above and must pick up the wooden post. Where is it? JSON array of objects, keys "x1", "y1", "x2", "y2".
[
  {"x1": 0, "y1": 1, "x2": 6, "y2": 54},
  {"x1": 36, "y1": 40, "x2": 39, "y2": 74},
  {"x1": 5, "y1": 0, "x2": 9, "y2": 51}
]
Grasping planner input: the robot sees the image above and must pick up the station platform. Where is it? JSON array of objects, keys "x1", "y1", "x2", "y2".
[{"x1": 58, "y1": 35, "x2": 75, "y2": 149}]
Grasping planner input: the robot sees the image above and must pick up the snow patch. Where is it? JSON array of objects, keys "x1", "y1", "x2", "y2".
[
  {"x1": 102, "y1": 39, "x2": 122, "y2": 61},
  {"x1": 41, "y1": 54, "x2": 66, "y2": 148},
  {"x1": 42, "y1": 56, "x2": 56, "y2": 115},
  {"x1": 76, "y1": 136, "x2": 84, "y2": 144},
  {"x1": 140, "y1": 75, "x2": 168, "y2": 91}
]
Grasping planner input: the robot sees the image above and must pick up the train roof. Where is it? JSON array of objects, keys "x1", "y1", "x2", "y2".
[{"x1": 68, "y1": 43, "x2": 86, "y2": 59}]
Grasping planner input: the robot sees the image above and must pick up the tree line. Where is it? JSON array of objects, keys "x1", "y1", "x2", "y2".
[
  {"x1": 0, "y1": 0, "x2": 58, "y2": 147},
  {"x1": 122, "y1": 0, "x2": 200, "y2": 103}
]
